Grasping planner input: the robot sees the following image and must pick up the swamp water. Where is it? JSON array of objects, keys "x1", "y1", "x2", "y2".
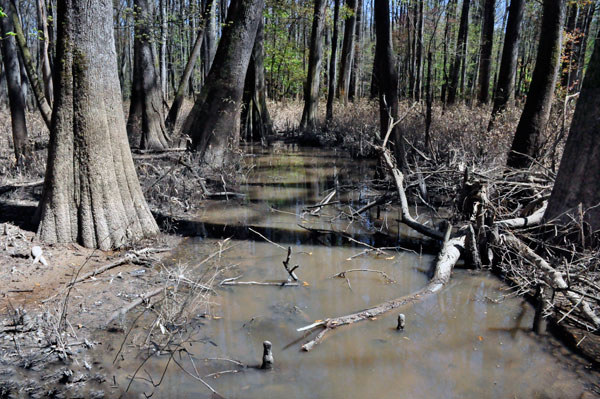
[{"x1": 107, "y1": 144, "x2": 598, "y2": 398}]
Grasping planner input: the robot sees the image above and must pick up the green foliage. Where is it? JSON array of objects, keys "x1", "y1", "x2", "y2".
[{"x1": 0, "y1": 7, "x2": 6, "y2": 18}]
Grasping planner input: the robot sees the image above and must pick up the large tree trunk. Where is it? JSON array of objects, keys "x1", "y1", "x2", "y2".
[
  {"x1": 37, "y1": 0, "x2": 54, "y2": 105},
  {"x1": 182, "y1": 0, "x2": 264, "y2": 167},
  {"x1": 507, "y1": 0, "x2": 565, "y2": 169},
  {"x1": 36, "y1": 0, "x2": 159, "y2": 250},
  {"x1": 300, "y1": 0, "x2": 327, "y2": 131},
  {"x1": 447, "y1": 0, "x2": 470, "y2": 105},
  {"x1": 0, "y1": 0, "x2": 29, "y2": 164},
  {"x1": 241, "y1": 19, "x2": 273, "y2": 142},
  {"x1": 489, "y1": 0, "x2": 524, "y2": 125},
  {"x1": 545, "y1": 28, "x2": 600, "y2": 231},
  {"x1": 165, "y1": 0, "x2": 214, "y2": 131},
  {"x1": 374, "y1": 0, "x2": 403, "y2": 167},
  {"x1": 337, "y1": 0, "x2": 357, "y2": 105},
  {"x1": 477, "y1": 0, "x2": 494, "y2": 104},
  {"x1": 127, "y1": 0, "x2": 170, "y2": 150},
  {"x1": 326, "y1": 0, "x2": 341, "y2": 121}
]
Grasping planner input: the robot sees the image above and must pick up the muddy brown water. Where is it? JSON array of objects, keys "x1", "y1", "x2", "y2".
[{"x1": 105, "y1": 144, "x2": 599, "y2": 398}]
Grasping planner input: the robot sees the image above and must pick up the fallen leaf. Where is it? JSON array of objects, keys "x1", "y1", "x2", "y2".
[
  {"x1": 302, "y1": 281, "x2": 310, "y2": 286},
  {"x1": 386, "y1": 256, "x2": 395, "y2": 260},
  {"x1": 34, "y1": 283, "x2": 40, "y2": 287},
  {"x1": 478, "y1": 336, "x2": 484, "y2": 341},
  {"x1": 213, "y1": 316, "x2": 222, "y2": 320}
]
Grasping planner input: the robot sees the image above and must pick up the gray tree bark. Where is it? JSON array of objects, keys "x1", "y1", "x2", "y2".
[
  {"x1": 477, "y1": 0, "x2": 494, "y2": 104},
  {"x1": 546, "y1": 28, "x2": 600, "y2": 232},
  {"x1": 182, "y1": 0, "x2": 264, "y2": 167},
  {"x1": 0, "y1": 0, "x2": 29, "y2": 163},
  {"x1": 447, "y1": 0, "x2": 471, "y2": 105},
  {"x1": 507, "y1": 0, "x2": 565, "y2": 168},
  {"x1": 326, "y1": 0, "x2": 341, "y2": 121},
  {"x1": 36, "y1": 0, "x2": 159, "y2": 250},
  {"x1": 337, "y1": 0, "x2": 357, "y2": 105},
  {"x1": 242, "y1": 19, "x2": 273, "y2": 142},
  {"x1": 300, "y1": 0, "x2": 327, "y2": 131},
  {"x1": 489, "y1": 0, "x2": 524, "y2": 126},
  {"x1": 127, "y1": 0, "x2": 170, "y2": 150}
]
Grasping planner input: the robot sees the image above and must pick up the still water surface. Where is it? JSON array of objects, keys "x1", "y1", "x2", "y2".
[{"x1": 110, "y1": 144, "x2": 598, "y2": 398}]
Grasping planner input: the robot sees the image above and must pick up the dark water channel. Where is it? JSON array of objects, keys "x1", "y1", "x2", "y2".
[{"x1": 111, "y1": 144, "x2": 598, "y2": 398}]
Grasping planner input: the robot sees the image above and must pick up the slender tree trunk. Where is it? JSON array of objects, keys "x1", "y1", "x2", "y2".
[
  {"x1": 560, "y1": 3, "x2": 578, "y2": 91},
  {"x1": 425, "y1": 51, "x2": 433, "y2": 148},
  {"x1": 37, "y1": 0, "x2": 53, "y2": 105},
  {"x1": 337, "y1": 0, "x2": 357, "y2": 105},
  {"x1": 8, "y1": 0, "x2": 52, "y2": 129},
  {"x1": 326, "y1": 0, "x2": 341, "y2": 121},
  {"x1": 374, "y1": 0, "x2": 403, "y2": 167},
  {"x1": 37, "y1": 0, "x2": 158, "y2": 250},
  {"x1": 159, "y1": 0, "x2": 168, "y2": 100},
  {"x1": 241, "y1": 19, "x2": 273, "y2": 142},
  {"x1": 166, "y1": 0, "x2": 214, "y2": 131},
  {"x1": 0, "y1": 0, "x2": 29, "y2": 163},
  {"x1": 414, "y1": 0, "x2": 424, "y2": 101},
  {"x1": 182, "y1": 0, "x2": 264, "y2": 166},
  {"x1": 545, "y1": 27, "x2": 600, "y2": 232},
  {"x1": 300, "y1": 0, "x2": 327, "y2": 130},
  {"x1": 349, "y1": 0, "x2": 363, "y2": 101},
  {"x1": 507, "y1": 0, "x2": 565, "y2": 169},
  {"x1": 127, "y1": 0, "x2": 170, "y2": 150},
  {"x1": 489, "y1": 0, "x2": 524, "y2": 126},
  {"x1": 477, "y1": 0, "x2": 494, "y2": 104},
  {"x1": 204, "y1": 0, "x2": 217, "y2": 77},
  {"x1": 441, "y1": 0, "x2": 457, "y2": 104},
  {"x1": 447, "y1": 0, "x2": 470, "y2": 105},
  {"x1": 573, "y1": 4, "x2": 595, "y2": 92}
]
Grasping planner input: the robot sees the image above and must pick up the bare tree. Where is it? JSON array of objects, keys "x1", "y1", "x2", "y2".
[
  {"x1": 300, "y1": 0, "x2": 327, "y2": 130},
  {"x1": 182, "y1": 0, "x2": 264, "y2": 167},
  {"x1": 326, "y1": 0, "x2": 341, "y2": 121},
  {"x1": 337, "y1": 0, "x2": 357, "y2": 105},
  {"x1": 447, "y1": 0, "x2": 470, "y2": 105},
  {"x1": 127, "y1": 0, "x2": 170, "y2": 150},
  {"x1": 36, "y1": 0, "x2": 159, "y2": 250},
  {"x1": 374, "y1": 0, "x2": 403, "y2": 166},
  {"x1": 489, "y1": 0, "x2": 524, "y2": 126},
  {"x1": 1, "y1": 0, "x2": 28, "y2": 163},
  {"x1": 477, "y1": 0, "x2": 494, "y2": 104},
  {"x1": 507, "y1": 0, "x2": 565, "y2": 168}
]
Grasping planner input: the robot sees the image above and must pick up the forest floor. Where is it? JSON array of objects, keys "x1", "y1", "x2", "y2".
[{"x1": 0, "y1": 99, "x2": 599, "y2": 397}]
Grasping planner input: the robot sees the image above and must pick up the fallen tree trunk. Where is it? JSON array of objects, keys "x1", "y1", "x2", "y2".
[
  {"x1": 494, "y1": 201, "x2": 547, "y2": 229},
  {"x1": 298, "y1": 233, "x2": 464, "y2": 351}
]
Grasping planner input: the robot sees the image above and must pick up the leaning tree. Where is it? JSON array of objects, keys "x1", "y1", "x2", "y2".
[
  {"x1": 36, "y1": 0, "x2": 159, "y2": 250},
  {"x1": 182, "y1": 0, "x2": 264, "y2": 167}
]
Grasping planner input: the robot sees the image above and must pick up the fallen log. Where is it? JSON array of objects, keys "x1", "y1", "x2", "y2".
[
  {"x1": 105, "y1": 286, "x2": 165, "y2": 326},
  {"x1": 298, "y1": 233, "x2": 464, "y2": 351},
  {"x1": 0, "y1": 179, "x2": 44, "y2": 195},
  {"x1": 494, "y1": 202, "x2": 547, "y2": 229}
]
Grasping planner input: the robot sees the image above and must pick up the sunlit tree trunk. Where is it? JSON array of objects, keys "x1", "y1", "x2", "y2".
[
  {"x1": 300, "y1": 0, "x2": 327, "y2": 130},
  {"x1": 0, "y1": 0, "x2": 29, "y2": 163},
  {"x1": 337, "y1": 0, "x2": 357, "y2": 105},
  {"x1": 127, "y1": 0, "x2": 170, "y2": 150},
  {"x1": 37, "y1": 0, "x2": 159, "y2": 250},
  {"x1": 326, "y1": 0, "x2": 341, "y2": 121},
  {"x1": 447, "y1": 0, "x2": 470, "y2": 105},
  {"x1": 489, "y1": 0, "x2": 524, "y2": 126},
  {"x1": 182, "y1": 0, "x2": 264, "y2": 166}
]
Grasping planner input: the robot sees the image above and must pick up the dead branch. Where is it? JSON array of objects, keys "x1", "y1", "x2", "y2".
[
  {"x1": 494, "y1": 202, "x2": 547, "y2": 229},
  {"x1": 298, "y1": 230, "x2": 463, "y2": 351},
  {"x1": 0, "y1": 179, "x2": 44, "y2": 195},
  {"x1": 502, "y1": 233, "x2": 600, "y2": 328},
  {"x1": 329, "y1": 269, "x2": 395, "y2": 283},
  {"x1": 106, "y1": 286, "x2": 165, "y2": 326},
  {"x1": 309, "y1": 190, "x2": 337, "y2": 215}
]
